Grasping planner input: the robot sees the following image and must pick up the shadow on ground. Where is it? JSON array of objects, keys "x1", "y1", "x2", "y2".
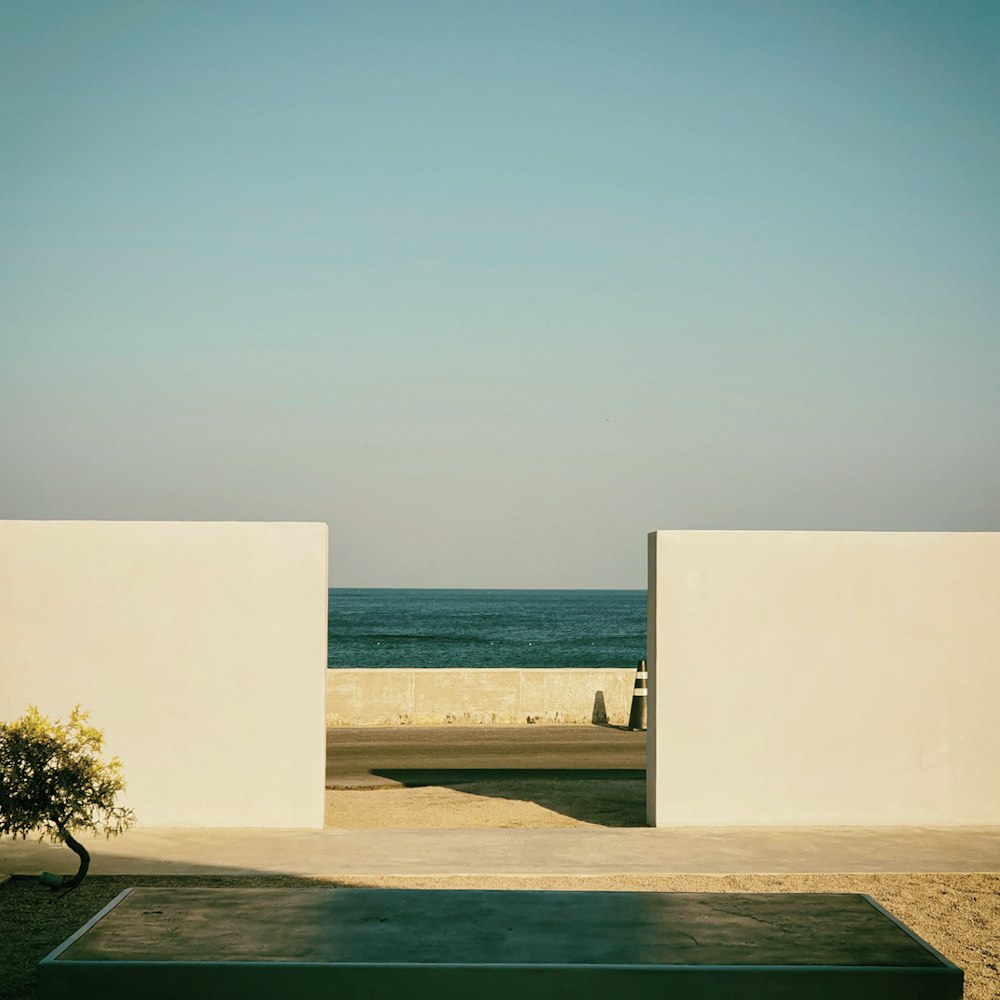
[
  {"x1": 369, "y1": 770, "x2": 647, "y2": 826},
  {"x1": 0, "y1": 874, "x2": 380, "y2": 1000},
  {"x1": 5, "y1": 872, "x2": 995, "y2": 1000}
]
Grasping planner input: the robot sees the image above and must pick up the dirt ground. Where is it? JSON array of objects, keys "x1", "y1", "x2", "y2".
[
  {"x1": 319, "y1": 780, "x2": 1000, "y2": 999},
  {"x1": 2, "y1": 781, "x2": 995, "y2": 999},
  {"x1": 325, "y1": 776, "x2": 647, "y2": 828},
  {"x1": 2, "y1": 871, "x2": 997, "y2": 1000}
]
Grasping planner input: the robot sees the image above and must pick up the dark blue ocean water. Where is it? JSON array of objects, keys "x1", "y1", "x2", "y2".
[{"x1": 328, "y1": 589, "x2": 646, "y2": 669}]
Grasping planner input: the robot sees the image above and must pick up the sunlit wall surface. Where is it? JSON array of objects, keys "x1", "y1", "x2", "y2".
[
  {"x1": 0, "y1": 521, "x2": 328, "y2": 827},
  {"x1": 647, "y1": 530, "x2": 1000, "y2": 826}
]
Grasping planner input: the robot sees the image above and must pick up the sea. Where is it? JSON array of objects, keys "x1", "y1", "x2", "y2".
[{"x1": 328, "y1": 589, "x2": 647, "y2": 669}]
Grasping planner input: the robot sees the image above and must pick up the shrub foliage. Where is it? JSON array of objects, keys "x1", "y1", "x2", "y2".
[{"x1": 0, "y1": 706, "x2": 135, "y2": 887}]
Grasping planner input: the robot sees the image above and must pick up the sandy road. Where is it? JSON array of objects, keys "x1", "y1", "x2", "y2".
[{"x1": 326, "y1": 724, "x2": 646, "y2": 786}]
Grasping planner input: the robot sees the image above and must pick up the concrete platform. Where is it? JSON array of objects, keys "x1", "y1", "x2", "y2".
[
  {"x1": 4, "y1": 826, "x2": 1000, "y2": 878},
  {"x1": 38, "y1": 888, "x2": 962, "y2": 1000}
]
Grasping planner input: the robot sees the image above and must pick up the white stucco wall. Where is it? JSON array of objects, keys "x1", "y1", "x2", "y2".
[
  {"x1": 0, "y1": 521, "x2": 328, "y2": 828},
  {"x1": 647, "y1": 530, "x2": 1000, "y2": 827}
]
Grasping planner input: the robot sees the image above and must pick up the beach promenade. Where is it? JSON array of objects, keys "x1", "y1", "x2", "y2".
[
  {"x1": 4, "y1": 823, "x2": 1000, "y2": 878},
  {"x1": 4, "y1": 727, "x2": 1000, "y2": 999},
  {"x1": 3, "y1": 726, "x2": 999, "y2": 877}
]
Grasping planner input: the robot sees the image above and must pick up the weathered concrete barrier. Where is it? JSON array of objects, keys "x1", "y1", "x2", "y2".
[{"x1": 326, "y1": 668, "x2": 636, "y2": 726}]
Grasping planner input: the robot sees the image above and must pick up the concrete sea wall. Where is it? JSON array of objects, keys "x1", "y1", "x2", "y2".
[{"x1": 326, "y1": 668, "x2": 638, "y2": 726}]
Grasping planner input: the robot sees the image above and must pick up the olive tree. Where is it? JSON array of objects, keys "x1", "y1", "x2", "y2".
[{"x1": 0, "y1": 705, "x2": 135, "y2": 888}]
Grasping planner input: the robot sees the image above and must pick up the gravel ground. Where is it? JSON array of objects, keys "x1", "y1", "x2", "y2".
[
  {"x1": 3, "y1": 781, "x2": 997, "y2": 999},
  {"x1": 2, "y1": 871, "x2": 997, "y2": 1000},
  {"x1": 324, "y1": 777, "x2": 648, "y2": 827}
]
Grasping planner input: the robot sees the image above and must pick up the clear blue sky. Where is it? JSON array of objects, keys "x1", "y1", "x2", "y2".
[{"x1": 2, "y1": 1, "x2": 998, "y2": 587}]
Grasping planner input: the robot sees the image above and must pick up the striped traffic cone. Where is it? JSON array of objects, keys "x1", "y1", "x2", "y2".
[{"x1": 628, "y1": 659, "x2": 647, "y2": 731}]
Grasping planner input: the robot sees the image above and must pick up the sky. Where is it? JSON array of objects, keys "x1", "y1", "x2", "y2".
[{"x1": 2, "y1": 1, "x2": 998, "y2": 588}]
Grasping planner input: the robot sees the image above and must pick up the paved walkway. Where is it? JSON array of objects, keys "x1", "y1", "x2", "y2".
[
  {"x1": 327, "y1": 725, "x2": 645, "y2": 781},
  {"x1": 7, "y1": 730, "x2": 998, "y2": 878},
  {"x1": 4, "y1": 826, "x2": 1000, "y2": 878}
]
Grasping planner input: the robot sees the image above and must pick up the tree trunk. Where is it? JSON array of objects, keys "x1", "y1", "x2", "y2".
[{"x1": 59, "y1": 828, "x2": 91, "y2": 888}]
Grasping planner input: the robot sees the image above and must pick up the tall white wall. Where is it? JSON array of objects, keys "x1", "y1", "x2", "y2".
[
  {"x1": 0, "y1": 521, "x2": 328, "y2": 828},
  {"x1": 647, "y1": 530, "x2": 1000, "y2": 827}
]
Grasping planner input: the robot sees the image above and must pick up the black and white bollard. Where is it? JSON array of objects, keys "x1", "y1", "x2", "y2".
[{"x1": 627, "y1": 659, "x2": 647, "y2": 731}]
